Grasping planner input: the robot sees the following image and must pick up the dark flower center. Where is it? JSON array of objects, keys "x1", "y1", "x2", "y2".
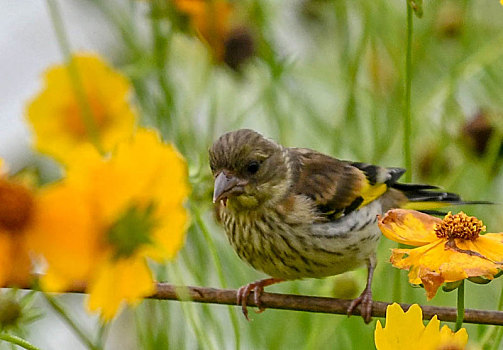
[
  {"x1": 0, "y1": 180, "x2": 34, "y2": 232},
  {"x1": 107, "y1": 203, "x2": 157, "y2": 259},
  {"x1": 434, "y1": 211, "x2": 485, "y2": 240}
]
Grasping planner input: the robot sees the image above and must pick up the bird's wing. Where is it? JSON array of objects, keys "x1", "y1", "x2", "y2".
[{"x1": 290, "y1": 148, "x2": 405, "y2": 219}]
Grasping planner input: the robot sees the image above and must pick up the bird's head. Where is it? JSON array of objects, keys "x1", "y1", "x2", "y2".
[{"x1": 209, "y1": 129, "x2": 291, "y2": 211}]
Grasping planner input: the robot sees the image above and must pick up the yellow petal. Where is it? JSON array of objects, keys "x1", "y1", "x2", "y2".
[
  {"x1": 93, "y1": 128, "x2": 189, "y2": 261},
  {"x1": 439, "y1": 325, "x2": 468, "y2": 349},
  {"x1": 391, "y1": 237, "x2": 502, "y2": 299},
  {"x1": 379, "y1": 209, "x2": 440, "y2": 246},
  {"x1": 26, "y1": 54, "x2": 136, "y2": 164},
  {"x1": 144, "y1": 205, "x2": 190, "y2": 261},
  {"x1": 26, "y1": 183, "x2": 99, "y2": 287},
  {"x1": 374, "y1": 303, "x2": 468, "y2": 350},
  {"x1": 421, "y1": 315, "x2": 442, "y2": 348},
  {"x1": 87, "y1": 255, "x2": 155, "y2": 321},
  {"x1": 40, "y1": 269, "x2": 74, "y2": 292},
  {"x1": 465, "y1": 233, "x2": 503, "y2": 262},
  {"x1": 0, "y1": 158, "x2": 5, "y2": 175},
  {"x1": 375, "y1": 304, "x2": 425, "y2": 349}
]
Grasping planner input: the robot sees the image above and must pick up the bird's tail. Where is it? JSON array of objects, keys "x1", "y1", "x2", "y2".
[{"x1": 391, "y1": 183, "x2": 492, "y2": 213}]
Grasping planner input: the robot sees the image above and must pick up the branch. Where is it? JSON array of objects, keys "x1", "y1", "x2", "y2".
[{"x1": 153, "y1": 283, "x2": 503, "y2": 326}]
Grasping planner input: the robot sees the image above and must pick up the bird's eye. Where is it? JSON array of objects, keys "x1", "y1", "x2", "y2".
[{"x1": 246, "y1": 161, "x2": 260, "y2": 174}]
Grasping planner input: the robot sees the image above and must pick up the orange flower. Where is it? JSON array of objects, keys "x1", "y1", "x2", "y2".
[
  {"x1": 375, "y1": 303, "x2": 468, "y2": 350},
  {"x1": 379, "y1": 209, "x2": 503, "y2": 299},
  {"x1": 28, "y1": 129, "x2": 190, "y2": 320},
  {"x1": 26, "y1": 54, "x2": 137, "y2": 164},
  {"x1": 0, "y1": 160, "x2": 35, "y2": 287},
  {"x1": 174, "y1": 0, "x2": 233, "y2": 61}
]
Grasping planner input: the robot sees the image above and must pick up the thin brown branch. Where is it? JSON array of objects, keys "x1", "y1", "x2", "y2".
[{"x1": 153, "y1": 283, "x2": 503, "y2": 326}]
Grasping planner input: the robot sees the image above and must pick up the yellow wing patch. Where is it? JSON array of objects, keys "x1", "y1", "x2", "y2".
[
  {"x1": 359, "y1": 179, "x2": 387, "y2": 207},
  {"x1": 401, "y1": 201, "x2": 452, "y2": 211}
]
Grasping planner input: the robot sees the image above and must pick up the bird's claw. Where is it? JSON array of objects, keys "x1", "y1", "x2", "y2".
[
  {"x1": 237, "y1": 283, "x2": 256, "y2": 321},
  {"x1": 347, "y1": 288, "x2": 373, "y2": 324},
  {"x1": 236, "y1": 278, "x2": 283, "y2": 321}
]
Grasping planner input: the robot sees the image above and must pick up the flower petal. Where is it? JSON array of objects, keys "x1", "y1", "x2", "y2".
[
  {"x1": 27, "y1": 183, "x2": 99, "y2": 290},
  {"x1": 0, "y1": 231, "x2": 32, "y2": 287},
  {"x1": 26, "y1": 54, "x2": 136, "y2": 164},
  {"x1": 374, "y1": 303, "x2": 426, "y2": 349},
  {"x1": 391, "y1": 237, "x2": 502, "y2": 299},
  {"x1": 464, "y1": 233, "x2": 503, "y2": 263},
  {"x1": 439, "y1": 325, "x2": 468, "y2": 349},
  {"x1": 379, "y1": 209, "x2": 440, "y2": 246},
  {"x1": 374, "y1": 304, "x2": 465, "y2": 349},
  {"x1": 87, "y1": 255, "x2": 155, "y2": 321}
]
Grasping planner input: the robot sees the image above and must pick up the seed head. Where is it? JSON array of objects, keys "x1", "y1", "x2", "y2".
[{"x1": 434, "y1": 211, "x2": 485, "y2": 241}]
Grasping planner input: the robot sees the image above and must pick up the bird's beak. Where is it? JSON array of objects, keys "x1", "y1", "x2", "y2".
[{"x1": 213, "y1": 171, "x2": 247, "y2": 204}]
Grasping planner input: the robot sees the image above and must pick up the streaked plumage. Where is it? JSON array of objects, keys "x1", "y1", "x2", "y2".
[{"x1": 209, "y1": 129, "x2": 471, "y2": 323}]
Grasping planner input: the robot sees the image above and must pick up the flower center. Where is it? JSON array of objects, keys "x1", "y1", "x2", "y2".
[
  {"x1": 64, "y1": 93, "x2": 108, "y2": 138},
  {"x1": 107, "y1": 203, "x2": 157, "y2": 259},
  {"x1": 434, "y1": 211, "x2": 485, "y2": 240},
  {"x1": 0, "y1": 179, "x2": 34, "y2": 232}
]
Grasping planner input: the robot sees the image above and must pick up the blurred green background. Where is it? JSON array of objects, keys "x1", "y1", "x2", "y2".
[{"x1": 2, "y1": 0, "x2": 503, "y2": 348}]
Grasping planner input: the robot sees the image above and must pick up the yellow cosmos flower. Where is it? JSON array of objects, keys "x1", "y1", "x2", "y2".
[
  {"x1": 378, "y1": 209, "x2": 503, "y2": 299},
  {"x1": 26, "y1": 54, "x2": 136, "y2": 164},
  {"x1": 174, "y1": 0, "x2": 233, "y2": 61},
  {"x1": 375, "y1": 303, "x2": 468, "y2": 350},
  {"x1": 0, "y1": 159, "x2": 36, "y2": 287},
  {"x1": 28, "y1": 129, "x2": 189, "y2": 320}
]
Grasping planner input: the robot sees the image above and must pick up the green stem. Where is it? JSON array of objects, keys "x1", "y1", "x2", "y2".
[
  {"x1": 43, "y1": 293, "x2": 99, "y2": 350},
  {"x1": 45, "y1": 0, "x2": 103, "y2": 152},
  {"x1": 88, "y1": 0, "x2": 142, "y2": 58},
  {"x1": 191, "y1": 204, "x2": 241, "y2": 350},
  {"x1": 455, "y1": 280, "x2": 465, "y2": 331},
  {"x1": 95, "y1": 321, "x2": 110, "y2": 349},
  {"x1": 167, "y1": 263, "x2": 218, "y2": 350},
  {"x1": 393, "y1": 0, "x2": 414, "y2": 305},
  {"x1": 404, "y1": 0, "x2": 413, "y2": 183},
  {"x1": 0, "y1": 333, "x2": 41, "y2": 350},
  {"x1": 150, "y1": 0, "x2": 175, "y2": 140}
]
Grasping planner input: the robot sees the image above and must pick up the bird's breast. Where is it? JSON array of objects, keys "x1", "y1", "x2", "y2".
[{"x1": 220, "y1": 200, "x2": 383, "y2": 280}]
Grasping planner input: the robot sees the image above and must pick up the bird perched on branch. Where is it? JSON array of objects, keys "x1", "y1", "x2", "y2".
[{"x1": 209, "y1": 129, "x2": 479, "y2": 323}]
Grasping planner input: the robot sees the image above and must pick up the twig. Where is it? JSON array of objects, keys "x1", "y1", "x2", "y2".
[{"x1": 153, "y1": 283, "x2": 503, "y2": 326}]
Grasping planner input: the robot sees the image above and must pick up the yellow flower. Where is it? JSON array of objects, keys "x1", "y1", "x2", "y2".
[
  {"x1": 26, "y1": 54, "x2": 137, "y2": 164},
  {"x1": 375, "y1": 303, "x2": 468, "y2": 350},
  {"x1": 28, "y1": 129, "x2": 190, "y2": 320},
  {"x1": 378, "y1": 209, "x2": 503, "y2": 299},
  {"x1": 174, "y1": 0, "x2": 233, "y2": 61},
  {"x1": 0, "y1": 159, "x2": 36, "y2": 287}
]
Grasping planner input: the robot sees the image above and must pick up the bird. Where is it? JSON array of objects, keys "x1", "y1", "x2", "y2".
[{"x1": 209, "y1": 129, "x2": 479, "y2": 323}]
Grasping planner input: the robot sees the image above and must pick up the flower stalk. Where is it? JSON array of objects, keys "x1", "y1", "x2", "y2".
[
  {"x1": 455, "y1": 280, "x2": 465, "y2": 331},
  {"x1": 404, "y1": 0, "x2": 413, "y2": 183},
  {"x1": 0, "y1": 333, "x2": 41, "y2": 350},
  {"x1": 43, "y1": 293, "x2": 99, "y2": 350},
  {"x1": 45, "y1": 0, "x2": 103, "y2": 152}
]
